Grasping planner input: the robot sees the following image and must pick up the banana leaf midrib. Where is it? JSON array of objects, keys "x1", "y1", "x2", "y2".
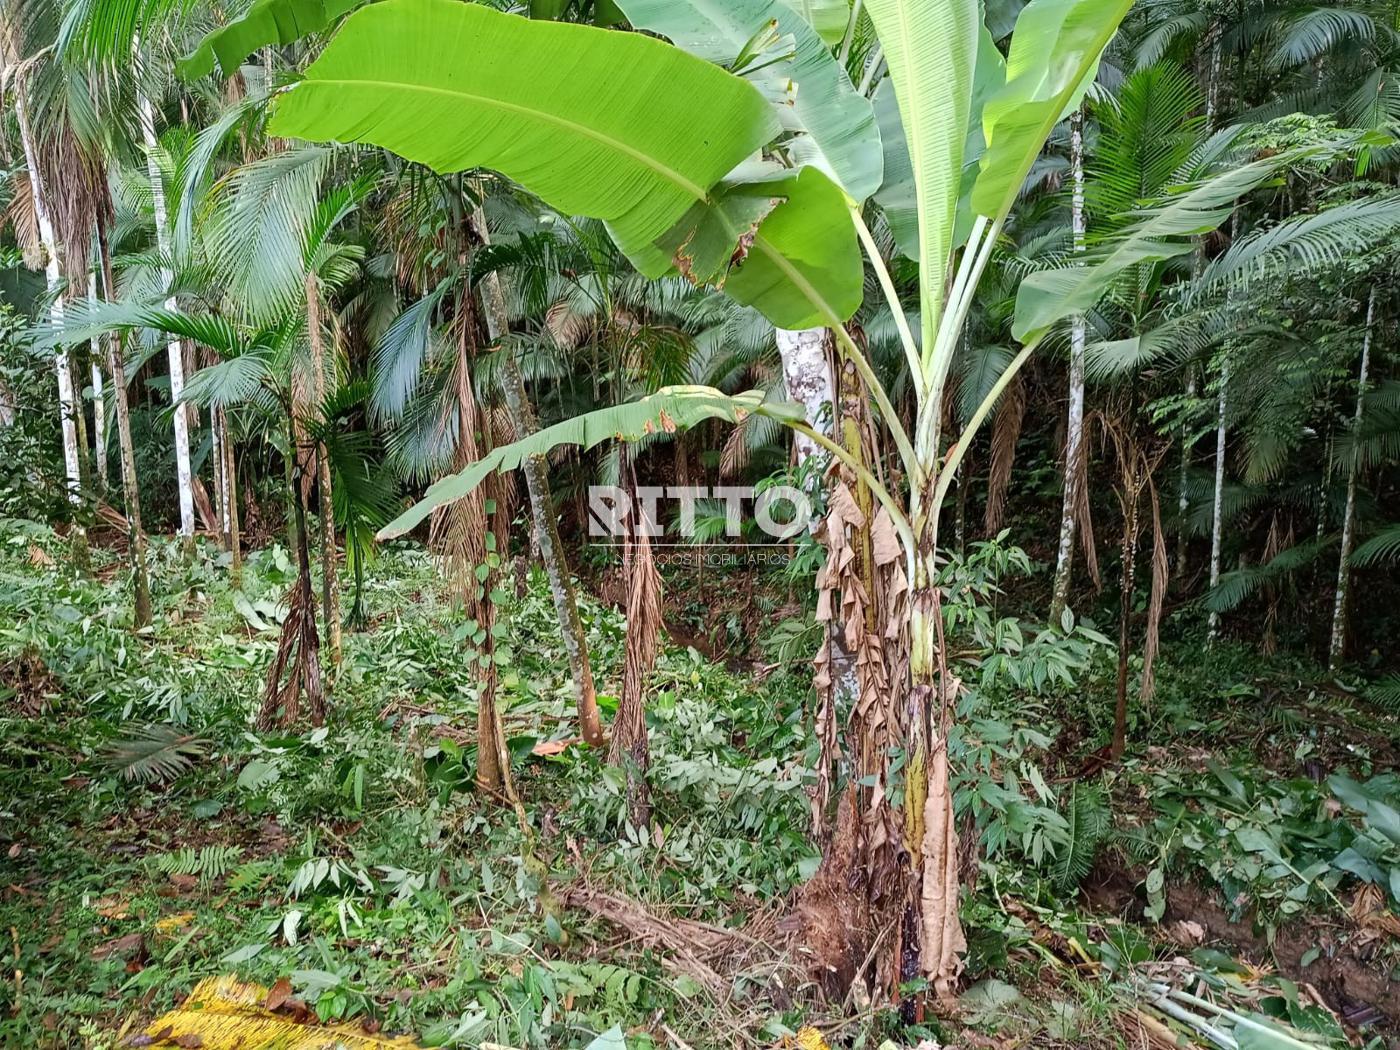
[{"x1": 282, "y1": 79, "x2": 712, "y2": 200}]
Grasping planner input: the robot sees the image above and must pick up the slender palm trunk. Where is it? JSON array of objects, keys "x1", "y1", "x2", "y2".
[
  {"x1": 1177, "y1": 35, "x2": 1220, "y2": 580},
  {"x1": 1329, "y1": 287, "x2": 1375, "y2": 669},
  {"x1": 1113, "y1": 477, "x2": 1142, "y2": 758},
  {"x1": 1050, "y1": 107, "x2": 1087, "y2": 623},
  {"x1": 211, "y1": 404, "x2": 226, "y2": 543},
  {"x1": 1174, "y1": 372, "x2": 1196, "y2": 577},
  {"x1": 219, "y1": 406, "x2": 242, "y2": 586},
  {"x1": 1206, "y1": 354, "x2": 1229, "y2": 640},
  {"x1": 611, "y1": 468, "x2": 661, "y2": 824},
  {"x1": 472, "y1": 209, "x2": 603, "y2": 748},
  {"x1": 16, "y1": 92, "x2": 85, "y2": 559},
  {"x1": 305, "y1": 273, "x2": 342, "y2": 667},
  {"x1": 88, "y1": 273, "x2": 108, "y2": 490},
  {"x1": 137, "y1": 83, "x2": 195, "y2": 552},
  {"x1": 98, "y1": 221, "x2": 153, "y2": 627}
]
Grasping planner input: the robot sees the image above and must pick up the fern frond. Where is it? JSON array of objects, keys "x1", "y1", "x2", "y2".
[
  {"x1": 153, "y1": 845, "x2": 243, "y2": 883},
  {"x1": 1051, "y1": 782, "x2": 1112, "y2": 892}
]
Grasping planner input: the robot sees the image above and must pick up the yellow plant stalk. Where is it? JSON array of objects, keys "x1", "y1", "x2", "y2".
[{"x1": 143, "y1": 975, "x2": 420, "y2": 1049}]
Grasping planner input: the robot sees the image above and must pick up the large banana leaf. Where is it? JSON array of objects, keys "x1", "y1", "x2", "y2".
[
  {"x1": 874, "y1": 20, "x2": 1003, "y2": 261},
  {"x1": 724, "y1": 166, "x2": 864, "y2": 328},
  {"x1": 641, "y1": 165, "x2": 863, "y2": 328},
  {"x1": 776, "y1": 0, "x2": 850, "y2": 44},
  {"x1": 871, "y1": 80, "x2": 918, "y2": 259},
  {"x1": 864, "y1": 0, "x2": 981, "y2": 340},
  {"x1": 971, "y1": 0, "x2": 1131, "y2": 223},
  {"x1": 269, "y1": 0, "x2": 780, "y2": 266},
  {"x1": 379, "y1": 386, "x2": 805, "y2": 539},
  {"x1": 179, "y1": 0, "x2": 366, "y2": 80},
  {"x1": 614, "y1": 0, "x2": 880, "y2": 200}
]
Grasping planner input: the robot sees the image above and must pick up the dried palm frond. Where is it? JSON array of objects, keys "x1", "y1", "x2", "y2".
[
  {"x1": 257, "y1": 565, "x2": 324, "y2": 729},
  {"x1": 3, "y1": 172, "x2": 42, "y2": 269},
  {"x1": 29, "y1": 102, "x2": 110, "y2": 287},
  {"x1": 983, "y1": 374, "x2": 1026, "y2": 534},
  {"x1": 610, "y1": 478, "x2": 662, "y2": 825},
  {"x1": 720, "y1": 413, "x2": 753, "y2": 477},
  {"x1": 104, "y1": 724, "x2": 209, "y2": 784}
]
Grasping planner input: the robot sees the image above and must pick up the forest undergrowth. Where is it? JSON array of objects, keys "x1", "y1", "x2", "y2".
[{"x1": 2, "y1": 520, "x2": 1399, "y2": 1050}]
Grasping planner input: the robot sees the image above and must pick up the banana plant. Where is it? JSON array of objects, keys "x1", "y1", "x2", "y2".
[{"x1": 249, "y1": 0, "x2": 1136, "y2": 999}]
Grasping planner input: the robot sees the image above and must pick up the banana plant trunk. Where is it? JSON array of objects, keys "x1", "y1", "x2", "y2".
[
  {"x1": 1329, "y1": 286, "x2": 1375, "y2": 669},
  {"x1": 137, "y1": 82, "x2": 196, "y2": 554},
  {"x1": 472, "y1": 209, "x2": 603, "y2": 749},
  {"x1": 907, "y1": 535, "x2": 966, "y2": 1003}
]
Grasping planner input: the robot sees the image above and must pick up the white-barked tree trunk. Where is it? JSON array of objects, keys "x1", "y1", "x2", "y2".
[{"x1": 138, "y1": 85, "x2": 195, "y2": 548}]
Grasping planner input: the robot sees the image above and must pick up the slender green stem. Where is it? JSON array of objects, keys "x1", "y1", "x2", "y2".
[
  {"x1": 788, "y1": 419, "x2": 914, "y2": 563},
  {"x1": 850, "y1": 201, "x2": 923, "y2": 404},
  {"x1": 924, "y1": 217, "x2": 986, "y2": 372},
  {"x1": 933, "y1": 341, "x2": 1037, "y2": 509},
  {"x1": 916, "y1": 216, "x2": 1004, "y2": 459},
  {"x1": 932, "y1": 216, "x2": 1001, "y2": 395},
  {"x1": 838, "y1": 0, "x2": 863, "y2": 65},
  {"x1": 858, "y1": 43, "x2": 884, "y2": 95},
  {"x1": 829, "y1": 321, "x2": 920, "y2": 485}
]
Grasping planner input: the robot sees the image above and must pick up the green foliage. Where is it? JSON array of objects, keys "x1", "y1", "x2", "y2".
[
  {"x1": 1051, "y1": 781, "x2": 1111, "y2": 891},
  {"x1": 152, "y1": 844, "x2": 244, "y2": 882},
  {"x1": 269, "y1": 0, "x2": 780, "y2": 280},
  {"x1": 179, "y1": 0, "x2": 365, "y2": 79},
  {"x1": 614, "y1": 0, "x2": 881, "y2": 199},
  {"x1": 378, "y1": 386, "x2": 797, "y2": 538}
]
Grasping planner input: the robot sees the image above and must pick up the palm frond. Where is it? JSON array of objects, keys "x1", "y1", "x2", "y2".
[
  {"x1": 1351, "y1": 523, "x2": 1400, "y2": 568},
  {"x1": 103, "y1": 723, "x2": 208, "y2": 783},
  {"x1": 1204, "y1": 535, "x2": 1333, "y2": 613}
]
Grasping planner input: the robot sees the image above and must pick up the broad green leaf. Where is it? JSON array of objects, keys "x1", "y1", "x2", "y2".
[
  {"x1": 864, "y1": 0, "x2": 980, "y2": 340},
  {"x1": 875, "y1": 19, "x2": 1003, "y2": 260},
  {"x1": 972, "y1": 0, "x2": 1132, "y2": 222},
  {"x1": 1233, "y1": 1013, "x2": 1332, "y2": 1050},
  {"x1": 379, "y1": 387, "x2": 806, "y2": 538},
  {"x1": 1012, "y1": 154, "x2": 1309, "y2": 343},
  {"x1": 583, "y1": 1026, "x2": 628, "y2": 1050},
  {"x1": 269, "y1": 0, "x2": 780, "y2": 265},
  {"x1": 724, "y1": 166, "x2": 864, "y2": 328},
  {"x1": 179, "y1": 0, "x2": 366, "y2": 80},
  {"x1": 776, "y1": 0, "x2": 849, "y2": 44},
  {"x1": 953, "y1": 21, "x2": 1009, "y2": 242},
  {"x1": 654, "y1": 183, "x2": 784, "y2": 287},
  {"x1": 614, "y1": 0, "x2": 881, "y2": 200},
  {"x1": 872, "y1": 79, "x2": 917, "y2": 258},
  {"x1": 631, "y1": 164, "x2": 863, "y2": 328}
]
